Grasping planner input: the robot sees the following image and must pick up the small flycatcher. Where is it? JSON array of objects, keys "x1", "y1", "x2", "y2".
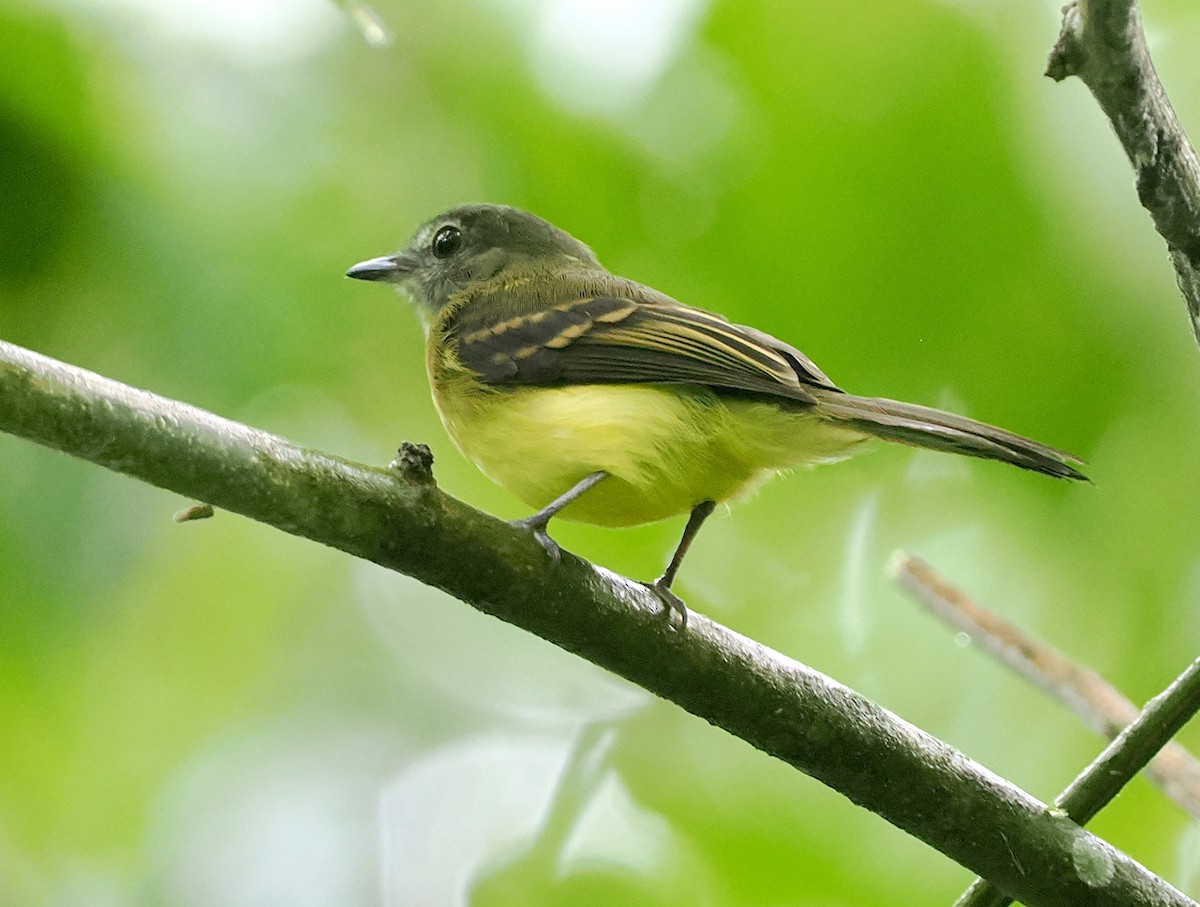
[{"x1": 348, "y1": 204, "x2": 1084, "y2": 623}]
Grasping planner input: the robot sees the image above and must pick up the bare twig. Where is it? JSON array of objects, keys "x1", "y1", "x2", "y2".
[
  {"x1": 0, "y1": 339, "x2": 1193, "y2": 906},
  {"x1": 1047, "y1": 0, "x2": 1200, "y2": 341},
  {"x1": 892, "y1": 554, "x2": 1200, "y2": 907},
  {"x1": 931, "y1": 1, "x2": 1200, "y2": 902},
  {"x1": 892, "y1": 553, "x2": 1200, "y2": 817},
  {"x1": 173, "y1": 503, "x2": 214, "y2": 522},
  {"x1": 926, "y1": 2, "x2": 1200, "y2": 899},
  {"x1": 955, "y1": 653, "x2": 1200, "y2": 907}
]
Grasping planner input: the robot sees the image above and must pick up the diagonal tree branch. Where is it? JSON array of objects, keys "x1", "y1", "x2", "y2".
[
  {"x1": 893, "y1": 553, "x2": 1200, "y2": 818},
  {"x1": 916, "y1": 3, "x2": 1200, "y2": 901},
  {"x1": 892, "y1": 556, "x2": 1200, "y2": 907},
  {"x1": 1047, "y1": 0, "x2": 1200, "y2": 342},
  {"x1": 0, "y1": 338, "x2": 1194, "y2": 906},
  {"x1": 956, "y1": 656, "x2": 1200, "y2": 907}
]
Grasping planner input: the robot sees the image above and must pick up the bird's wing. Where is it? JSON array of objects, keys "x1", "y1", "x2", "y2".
[{"x1": 448, "y1": 292, "x2": 841, "y2": 402}]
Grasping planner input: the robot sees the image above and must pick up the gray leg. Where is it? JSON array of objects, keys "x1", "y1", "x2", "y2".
[
  {"x1": 647, "y1": 500, "x2": 716, "y2": 627},
  {"x1": 512, "y1": 471, "x2": 609, "y2": 559}
]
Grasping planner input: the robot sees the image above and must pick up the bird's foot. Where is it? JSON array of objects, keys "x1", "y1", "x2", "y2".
[
  {"x1": 644, "y1": 577, "x2": 689, "y2": 628},
  {"x1": 510, "y1": 514, "x2": 561, "y2": 561}
]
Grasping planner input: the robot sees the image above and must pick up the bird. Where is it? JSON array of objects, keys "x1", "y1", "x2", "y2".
[{"x1": 347, "y1": 204, "x2": 1084, "y2": 624}]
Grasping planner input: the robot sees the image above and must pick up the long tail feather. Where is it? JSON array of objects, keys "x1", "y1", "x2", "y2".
[{"x1": 813, "y1": 391, "x2": 1087, "y2": 481}]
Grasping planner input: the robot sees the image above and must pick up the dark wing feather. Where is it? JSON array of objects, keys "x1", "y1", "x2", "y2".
[{"x1": 450, "y1": 293, "x2": 840, "y2": 403}]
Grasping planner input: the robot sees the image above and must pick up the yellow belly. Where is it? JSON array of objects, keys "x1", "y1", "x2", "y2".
[{"x1": 430, "y1": 371, "x2": 869, "y2": 528}]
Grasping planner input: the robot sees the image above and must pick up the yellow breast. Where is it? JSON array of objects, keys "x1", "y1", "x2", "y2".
[{"x1": 427, "y1": 350, "x2": 869, "y2": 528}]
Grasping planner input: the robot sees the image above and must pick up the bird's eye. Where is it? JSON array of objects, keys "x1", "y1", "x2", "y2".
[{"x1": 431, "y1": 226, "x2": 462, "y2": 259}]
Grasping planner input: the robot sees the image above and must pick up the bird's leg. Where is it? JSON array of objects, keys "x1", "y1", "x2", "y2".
[
  {"x1": 511, "y1": 471, "x2": 609, "y2": 560},
  {"x1": 647, "y1": 500, "x2": 716, "y2": 627}
]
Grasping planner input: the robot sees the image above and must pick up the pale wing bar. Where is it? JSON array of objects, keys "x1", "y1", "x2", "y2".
[{"x1": 453, "y1": 295, "x2": 837, "y2": 402}]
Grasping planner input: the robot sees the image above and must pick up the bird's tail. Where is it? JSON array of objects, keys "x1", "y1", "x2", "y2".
[{"x1": 812, "y1": 390, "x2": 1087, "y2": 481}]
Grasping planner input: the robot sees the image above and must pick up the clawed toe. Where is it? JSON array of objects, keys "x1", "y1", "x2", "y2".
[
  {"x1": 645, "y1": 577, "x2": 689, "y2": 628},
  {"x1": 511, "y1": 516, "x2": 561, "y2": 561},
  {"x1": 508, "y1": 473, "x2": 609, "y2": 563}
]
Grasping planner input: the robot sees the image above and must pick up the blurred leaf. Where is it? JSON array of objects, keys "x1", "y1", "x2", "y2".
[{"x1": 0, "y1": 7, "x2": 95, "y2": 290}]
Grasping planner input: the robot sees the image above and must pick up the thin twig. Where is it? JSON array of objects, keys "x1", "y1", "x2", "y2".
[
  {"x1": 929, "y1": 2, "x2": 1200, "y2": 899},
  {"x1": 173, "y1": 503, "x2": 214, "y2": 522},
  {"x1": 891, "y1": 553, "x2": 1200, "y2": 818},
  {"x1": 1047, "y1": 0, "x2": 1200, "y2": 342},
  {"x1": 892, "y1": 555, "x2": 1200, "y2": 907},
  {"x1": 955, "y1": 653, "x2": 1200, "y2": 907}
]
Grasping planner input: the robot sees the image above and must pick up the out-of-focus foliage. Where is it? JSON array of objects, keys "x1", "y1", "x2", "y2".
[{"x1": 2, "y1": 0, "x2": 1200, "y2": 903}]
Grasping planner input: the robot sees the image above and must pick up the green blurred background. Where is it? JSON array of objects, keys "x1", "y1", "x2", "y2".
[{"x1": 3, "y1": 0, "x2": 1200, "y2": 903}]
